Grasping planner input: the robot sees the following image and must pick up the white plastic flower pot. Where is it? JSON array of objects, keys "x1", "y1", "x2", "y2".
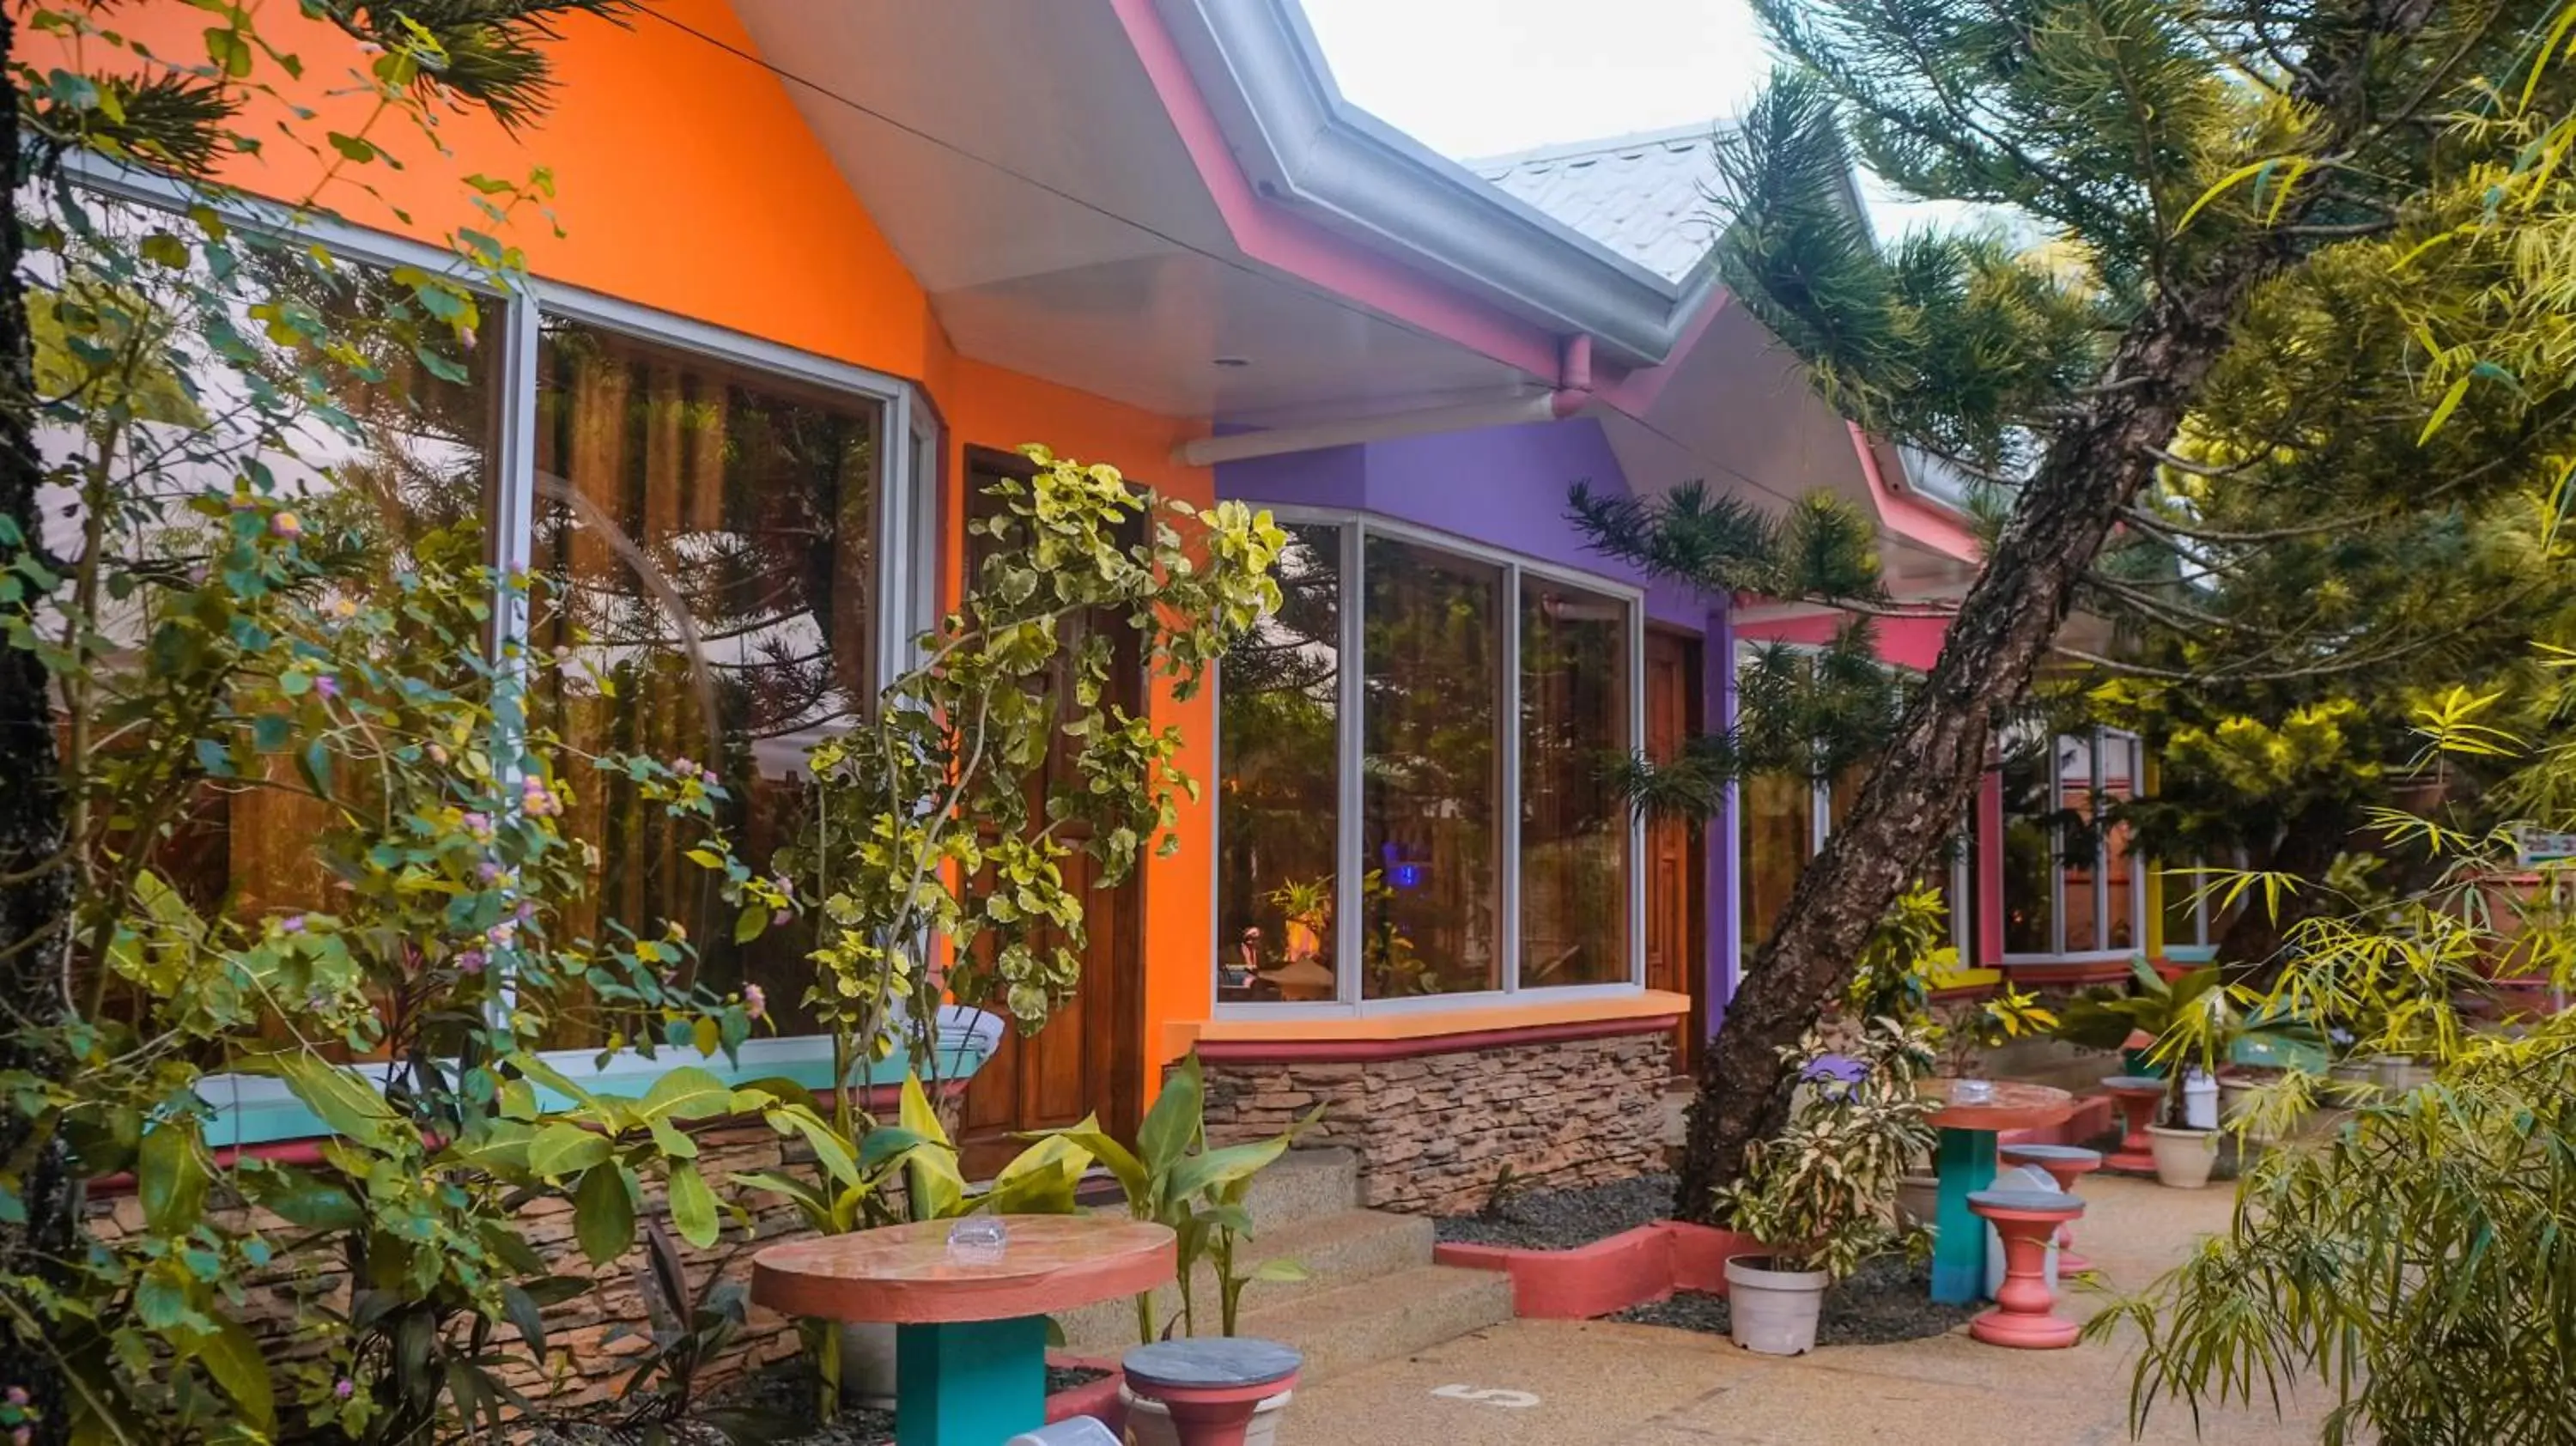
[
  {"x1": 2182, "y1": 1069, "x2": 2221, "y2": 1129},
  {"x1": 1722, "y1": 1255, "x2": 1829, "y2": 1356},
  {"x1": 1120, "y1": 1383, "x2": 1291, "y2": 1446},
  {"x1": 2146, "y1": 1123, "x2": 2219, "y2": 1189}
]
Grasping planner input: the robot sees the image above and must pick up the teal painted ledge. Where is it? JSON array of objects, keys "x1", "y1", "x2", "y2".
[{"x1": 196, "y1": 1012, "x2": 1005, "y2": 1149}]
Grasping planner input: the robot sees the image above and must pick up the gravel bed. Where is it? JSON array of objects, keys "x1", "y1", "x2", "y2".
[
  {"x1": 532, "y1": 1362, "x2": 1109, "y2": 1445},
  {"x1": 1431, "y1": 1173, "x2": 1678, "y2": 1249},
  {"x1": 1608, "y1": 1255, "x2": 1976, "y2": 1347}
]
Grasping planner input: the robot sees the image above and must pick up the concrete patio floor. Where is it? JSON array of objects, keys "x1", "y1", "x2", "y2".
[{"x1": 1272, "y1": 1174, "x2": 2328, "y2": 1445}]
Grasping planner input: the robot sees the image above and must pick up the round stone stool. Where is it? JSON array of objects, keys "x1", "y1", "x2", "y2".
[
  {"x1": 2099, "y1": 1076, "x2": 2166, "y2": 1173},
  {"x1": 2001, "y1": 1143, "x2": 2105, "y2": 1272},
  {"x1": 1123, "y1": 1338, "x2": 1302, "y2": 1446},
  {"x1": 1966, "y1": 1188, "x2": 2086, "y2": 1349}
]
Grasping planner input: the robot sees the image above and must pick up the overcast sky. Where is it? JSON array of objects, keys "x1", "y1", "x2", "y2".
[
  {"x1": 1297, "y1": 0, "x2": 1770, "y2": 161},
  {"x1": 1300, "y1": 0, "x2": 1990, "y2": 242}
]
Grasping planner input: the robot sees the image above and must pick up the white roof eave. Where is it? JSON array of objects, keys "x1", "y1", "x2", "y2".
[{"x1": 1151, "y1": 0, "x2": 1724, "y2": 369}]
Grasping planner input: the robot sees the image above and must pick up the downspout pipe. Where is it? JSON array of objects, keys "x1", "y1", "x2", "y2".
[{"x1": 1176, "y1": 331, "x2": 1597, "y2": 466}]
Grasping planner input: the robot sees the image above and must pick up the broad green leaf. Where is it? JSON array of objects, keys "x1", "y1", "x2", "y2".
[
  {"x1": 194, "y1": 1316, "x2": 274, "y2": 1431},
  {"x1": 500, "y1": 1282, "x2": 549, "y2": 1359},
  {"x1": 527, "y1": 1122, "x2": 613, "y2": 1180},
  {"x1": 637, "y1": 1066, "x2": 734, "y2": 1122},
  {"x1": 666, "y1": 1161, "x2": 719, "y2": 1248},
  {"x1": 649, "y1": 1117, "x2": 699, "y2": 1160},
  {"x1": 1022, "y1": 1115, "x2": 1148, "y2": 1206},
  {"x1": 771, "y1": 1106, "x2": 864, "y2": 1189},
  {"x1": 507, "y1": 1051, "x2": 602, "y2": 1111},
  {"x1": 2420, "y1": 373, "x2": 2475, "y2": 445},
  {"x1": 897, "y1": 1073, "x2": 964, "y2": 1219},
  {"x1": 1136, "y1": 1054, "x2": 1203, "y2": 1176},
  {"x1": 245, "y1": 1166, "x2": 362, "y2": 1231},
  {"x1": 137, "y1": 1117, "x2": 209, "y2": 1235},
  {"x1": 273, "y1": 1054, "x2": 397, "y2": 1149},
  {"x1": 1168, "y1": 1137, "x2": 1291, "y2": 1206},
  {"x1": 574, "y1": 1163, "x2": 636, "y2": 1267}
]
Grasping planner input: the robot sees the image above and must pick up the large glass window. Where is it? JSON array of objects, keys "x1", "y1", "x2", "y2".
[
  {"x1": 532, "y1": 317, "x2": 885, "y2": 1037},
  {"x1": 34, "y1": 192, "x2": 501, "y2": 969},
  {"x1": 1518, "y1": 577, "x2": 1633, "y2": 987},
  {"x1": 1740, "y1": 775, "x2": 1818, "y2": 958},
  {"x1": 1214, "y1": 516, "x2": 1643, "y2": 1008},
  {"x1": 2001, "y1": 728, "x2": 2147, "y2": 958},
  {"x1": 1362, "y1": 536, "x2": 1505, "y2": 998},
  {"x1": 1216, "y1": 525, "x2": 1344, "y2": 1003}
]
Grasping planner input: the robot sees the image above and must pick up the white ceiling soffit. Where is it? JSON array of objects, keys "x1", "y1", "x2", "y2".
[{"x1": 1151, "y1": 0, "x2": 1725, "y2": 371}]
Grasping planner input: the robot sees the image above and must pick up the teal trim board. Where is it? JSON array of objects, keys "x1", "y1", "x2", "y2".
[
  {"x1": 894, "y1": 1315, "x2": 1048, "y2": 1446},
  {"x1": 1930, "y1": 1127, "x2": 1998, "y2": 1305}
]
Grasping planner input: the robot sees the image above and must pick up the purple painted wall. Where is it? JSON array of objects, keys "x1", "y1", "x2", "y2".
[
  {"x1": 1218, "y1": 416, "x2": 1735, "y2": 1040},
  {"x1": 1217, "y1": 418, "x2": 1706, "y2": 628}
]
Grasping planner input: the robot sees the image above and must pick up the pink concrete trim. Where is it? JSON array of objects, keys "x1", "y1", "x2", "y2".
[
  {"x1": 1433, "y1": 1220, "x2": 1762, "y2": 1319},
  {"x1": 1191, "y1": 1012, "x2": 1683, "y2": 1066},
  {"x1": 90, "y1": 1138, "x2": 333, "y2": 1197},
  {"x1": 1047, "y1": 1353, "x2": 1129, "y2": 1432},
  {"x1": 1110, "y1": 0, "x2": 1562, "y2": 380},
  {"x1": 1849, "y1": 424, "x2": 1983, "y2": 562},
  {"x1": 1997, "y1": 958, "x2": 2138, "y2": 987}
]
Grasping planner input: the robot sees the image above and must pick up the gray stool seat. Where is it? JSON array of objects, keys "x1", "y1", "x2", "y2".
[
  {"x1": 2001, "y1": 1143, "x2": 2103, "y2": 1164},
  {"x1": 1122, "y1": 1338, "x2": 1302, "y2": 1392},
  {"x1": 2101, "y1": 1073, "x2": 2166, "y2": 1091},
  {"x1": 1969, "y1": 1188, "x2": 2085, "y2": 1216}
]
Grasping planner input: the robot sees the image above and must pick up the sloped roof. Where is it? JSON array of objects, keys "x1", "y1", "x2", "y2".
[{"x1": 1467, "y1": 123, "x2": 1726, "y2": 285}]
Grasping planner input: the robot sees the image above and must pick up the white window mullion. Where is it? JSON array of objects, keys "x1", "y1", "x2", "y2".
[
  {"x1": 1500, "y1": 564, "x2": 1523, "y2": 993},
  {"x1": 1336, "y1": 520, "x2": 1365, "y2": 1008}
]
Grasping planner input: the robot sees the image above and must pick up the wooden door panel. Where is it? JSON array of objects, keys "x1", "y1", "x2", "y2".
[
  {"x1": 953, "y1": 455, "x2": 1144, "y2": 1176},
  {"x1": 1644, "y1": 629, "x2": 1704, "y2": 1072}
]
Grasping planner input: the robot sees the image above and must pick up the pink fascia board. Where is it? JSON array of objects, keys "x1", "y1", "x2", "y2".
[
  {"x1": 1848, "y1": 422, "x2": 1983, "y2": 562},
  {"x1": 1110, "y1": 0, "x2": 1728, "y2": 398},
  {"x1": 1735, "y1": 610, "x2": 1953, "y2": 672}
]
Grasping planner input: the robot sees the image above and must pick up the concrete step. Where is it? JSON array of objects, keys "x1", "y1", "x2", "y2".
[
  {"x1": 1053, "y1": 1206, "x2": 1433, "y2": 1352},
  {"x1": 1242, "y1": 1146, "x2": 1359, "y2": 1232},
  {"x1": 1232, "y1": 1263, "x2": 1516, "y2": 1382}
]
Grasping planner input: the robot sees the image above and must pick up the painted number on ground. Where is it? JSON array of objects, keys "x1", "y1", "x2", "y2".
[{"x1": 1433, "y1": 1384, "x2": 1541, "y2": 1409}]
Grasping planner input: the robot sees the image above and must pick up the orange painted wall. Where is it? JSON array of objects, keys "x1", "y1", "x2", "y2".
[{"x1": 65, "y1": 0, "x2": 1222, "y2": 1102}]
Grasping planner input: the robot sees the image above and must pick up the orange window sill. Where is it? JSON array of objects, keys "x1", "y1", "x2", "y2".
[{"x1": 1167, "y1": 989, "x2": 1689, "y2": 1058}]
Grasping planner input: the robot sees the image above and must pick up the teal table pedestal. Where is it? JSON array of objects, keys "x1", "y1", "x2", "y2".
[
  {"x1": 750, "y1": 1216, "x2": 1176, "y2": 1446},
  {"x1": 896, "y1": 1316, "x2": 1048, "y2": 1446},
  {"x1": 1929, "y1": 1127, "x2": 1999, "y2": 1305},
  {"x1": 1918, "y1": 1079, "x2": 2075, "y2": 1307}
]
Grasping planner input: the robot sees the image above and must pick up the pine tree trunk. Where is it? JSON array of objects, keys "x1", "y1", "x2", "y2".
[
  {"x1": 1671, "y1": 0, "x2": 2446, "y2": 1226},
  {"x1": 0, "y1": 10, "x2": 79, "y2": 1440},
  {"x1": 1674, "y1": 251, "x2": 2309, "y2": 1222}
]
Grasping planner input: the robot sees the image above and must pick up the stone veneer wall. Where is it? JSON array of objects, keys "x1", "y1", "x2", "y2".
[
  {"x1": 84, "y1": 1114, "x2": 818, "y2": 1411},
  {"x1": 1195, "y1": 1025, "x2": 1674, "y2": 1214}
]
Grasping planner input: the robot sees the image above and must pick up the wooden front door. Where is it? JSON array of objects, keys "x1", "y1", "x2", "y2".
[
  {"x1": 953, "y1": 454, "x2": 1145, "y2": 1176},
  {"x1": 1644, "y1": 628, "x2": 1705, "y2": 1074}
]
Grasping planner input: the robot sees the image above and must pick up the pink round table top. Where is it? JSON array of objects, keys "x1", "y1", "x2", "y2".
[
  {"x1": 750, "y1": 1215, "x2": 1176, "y2": 1325},
  {"x1": 1918, "y1": 1078, "x2": 2075, "y2": 1133}
]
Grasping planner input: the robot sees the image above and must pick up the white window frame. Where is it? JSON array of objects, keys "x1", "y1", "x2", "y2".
[
  {"x1": 2001, "y1": 727, "x2": 2148, "y2": 963},
  {"x1": 69, "y1": 163, "x2": 947, "y2": 1138},
  {"x1": 1212, "y1": 507, "x2": 1649, "y2": 1018}
]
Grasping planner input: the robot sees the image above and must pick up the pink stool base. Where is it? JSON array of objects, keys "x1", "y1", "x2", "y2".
[
  {"x1": 1970, "y1": 1203, "x2": 2084, "y2": 1350},
  {"x1": 1128, "y1": 1376, "x2": 1301, "y2": 1446},
  {"x1": 2103, "y1": 1086, "x2": 2164, "y2": 1173}
]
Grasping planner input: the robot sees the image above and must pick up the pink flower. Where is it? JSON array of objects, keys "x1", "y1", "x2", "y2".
[
  {"x1": 455, "y1": 950, "x2": 487, "y2": 975},
  {"x1": 4, "y1": 1386, "x2": 26, "y2": 1407},
  {"x1": 279, "y1": 914, "x2": 306, "y2": 934},
  {"x1": 334, "y1": 1377, "x2": 355, "y2": 1400},
  {"x1": 743, "y1": 984, "x2": 767, "y2": 1021},
  {"x1": 270, "y1": 512, "x2": 303, "y2": 540},
  {"x1": 313, "y1": 675, "x2": 339, "y2": 700}
]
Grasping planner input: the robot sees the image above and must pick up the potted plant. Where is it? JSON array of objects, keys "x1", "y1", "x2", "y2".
[
  {"x1": 2058, "y1": 963, "x2": 2321, "y2": 1186},
  {"x1": 1037, "y1": 1053, "x2": 1316, "y2": 1446},
  {"x1": 1714, "y1": 1018, "x2": 1941, "y2": 1354}
]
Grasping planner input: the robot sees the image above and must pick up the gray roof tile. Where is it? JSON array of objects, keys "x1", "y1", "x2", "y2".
[{"x1": 1467, "y1": 122, "x2": 1727, "y2": 284}]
